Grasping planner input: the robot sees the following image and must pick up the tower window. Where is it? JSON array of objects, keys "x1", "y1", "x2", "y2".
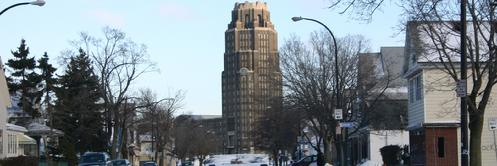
[
  {"x1": 258, "y1": 14, "x2": 264, "y2": 27},
  {"x1": 245, "y1": 14, "x2": 250, "y2": 28}
]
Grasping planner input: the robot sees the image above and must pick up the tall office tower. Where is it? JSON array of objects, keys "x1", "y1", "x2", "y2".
[{"x1": 222, "y1": 1, "x2": 281, "y2": 153}]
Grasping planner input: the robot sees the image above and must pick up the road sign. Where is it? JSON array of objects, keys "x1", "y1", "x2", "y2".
[
  {"x1": 340, "y1": 122, "x2": 355, "y2": 128},
  {"x1": 456, "y1": 80, "x2": 467, "y2": 97},
  {"x1": 335, "y1": 109, "x2": 343, "y2": 120},
  {"x1": 489, "y1": 118, "x2": 497, "y2": 130}
]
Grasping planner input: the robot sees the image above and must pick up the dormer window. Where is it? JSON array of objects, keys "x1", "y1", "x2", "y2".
[{"x1": 411, "y1": 53, "x2": 416, "y2": 64}]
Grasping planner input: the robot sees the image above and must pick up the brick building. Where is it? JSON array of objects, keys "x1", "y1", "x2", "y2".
[{"x1": 221, "y1": 1, "x2": 282, "y2": 153}]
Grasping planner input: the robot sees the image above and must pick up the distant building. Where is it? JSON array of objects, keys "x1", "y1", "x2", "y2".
[
  {"x1": 350, "y1": 47, "x2": 409, "y2": 165},
  {"x1": 222, "y1": 1, "x2": 282, "y2": 154},
  {"x1": 134, "y1": 133, "x2": 176, "y2": 166},
  {"x1": 6, "y1": 92, "x2": 32, "y2": 126},
  {"x1": 175, "y1": 114, "x2": 223, "y2": 153}
]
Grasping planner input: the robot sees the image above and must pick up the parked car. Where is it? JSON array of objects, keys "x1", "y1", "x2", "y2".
[
  {"x1": 111, "y1": 159, "x2": 131, "y2": 166},
  {"x1": 290, "y1": 155, "x2": 317, "y2": 166},
  {"x1": 142, "y1": 161, "x2": 158, "y2": 166},
  {"x1": 181, "y1": 160, "x2": 193, "y2": 166},
  {"x1": 78, "y1": 152, "x2": 112, "y2": 166}
]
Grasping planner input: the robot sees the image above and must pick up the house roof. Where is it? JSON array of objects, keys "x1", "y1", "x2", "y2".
[
  {"x1": 358, "y1": 47, "x2": 408, "y2": 130},
  {"x1": 359, "y1": 46, "x2": 407, "y2": 99},
  {"x1": 404, "y1": 21, "x2": 492, "y2": 73},
  {"x1": 6, "y1": 123, "x2": 28, "y2": 133}
]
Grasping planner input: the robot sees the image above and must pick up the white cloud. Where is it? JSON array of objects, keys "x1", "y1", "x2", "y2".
[{"x1": 88, "y1": 10, "x2": 126, "y2": 28}]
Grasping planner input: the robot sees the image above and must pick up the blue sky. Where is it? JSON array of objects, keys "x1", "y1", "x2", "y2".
[{"x1": 0, "y1": 0, "x2": 403, "y2": 115}]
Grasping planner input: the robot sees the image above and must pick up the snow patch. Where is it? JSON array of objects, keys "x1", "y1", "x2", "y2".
[{"x1": 203, "y1": 154, "x2": 269, "y2": 166}]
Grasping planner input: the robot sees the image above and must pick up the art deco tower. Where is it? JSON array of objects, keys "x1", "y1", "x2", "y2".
[{"x1": 222, "y1": 1, "x2": 282, "y2": 153}]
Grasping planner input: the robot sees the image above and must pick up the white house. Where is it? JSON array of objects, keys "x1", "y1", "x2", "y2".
[
  {"x1": 404, "y1": 21, "x2": 497, "y2": 166},
  {"x1": 0, "y1": 58, "x2": 12, "y2": 158},
  {"x1": 0, "y1": 58, "x2": 37, "y2": 159}
]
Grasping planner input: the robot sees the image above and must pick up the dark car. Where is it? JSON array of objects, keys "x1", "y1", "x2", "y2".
[
  {"x1": 143, "y1": 161, "x2": 158, "y2": 166},
  {"x1": 111, "y1": 159, "x2": 131, "y2": 166},
  {"x1": 78, "y1": 152, "x2": 111, "y2": 166},
  {"x1": 290, "y1": 155, "x2": 317, "y2": 166}
]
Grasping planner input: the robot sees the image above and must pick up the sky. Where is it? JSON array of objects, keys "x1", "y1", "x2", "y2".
[{"x1": 0, "y1": 0, "x2": 404, "y2": 115}]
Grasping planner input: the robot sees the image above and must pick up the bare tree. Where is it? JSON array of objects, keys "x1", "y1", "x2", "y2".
[
  {"x1": 137, "y1": 89, "x2": 184, "y2": 165},
  {"x1": 173, "y1": 115, "x2": 221, "y2": 166},
  {"x1": 327, "y1": 0, "x2": 391, "y2": 21},
  {"x1": 253, "y1": 97, "x2": 301, "y2": 166},
  {"x1": 67, "y1": 27, "x2": 157, "y2": 158},
  {"x1": 280, "y1": 32, "x2": 371, "y2": 165},
  {"x1": 191, "y1": 125, "x2": 221, "y2": 166}
]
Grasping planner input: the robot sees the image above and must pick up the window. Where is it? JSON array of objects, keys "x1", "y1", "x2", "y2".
[
  {"x1": 409, "y1": 75, "x2": 423, "y2": 103},
  {"x1": 409, "y1": 79, "x2": 415, "y2": 103},
  {"x1": 438, "y1": 137, "x2": 445, "y2": 158},
  {"x1": 416, "y1": 76, "x2": 423, "y2": 100},
  {"x1": 7, "y1": 134, "x2": 9, "y2": 154},
  {"x1": 7, "y1": 134, "x2": 17, "y2": 154},
  {"x1": 245, "y1": 14, "x2": 250, "y2": 24},
  {"x1": 258, "y1": 14, "x2": 263, "y2": 27},
  {"x1": 228, "y1": 135, "x2": 234, "y2": 146},
  {"x1": 410, "y1": 53, "x2": 416, "y2": 64}
]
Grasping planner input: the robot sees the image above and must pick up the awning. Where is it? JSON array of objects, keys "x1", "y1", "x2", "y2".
[
  {"x1": 18, "y1": 134, "x2": 36, "y2": 145},
  {"x1": 26, "y1": 122, "x2": 64, "y2": 137}
]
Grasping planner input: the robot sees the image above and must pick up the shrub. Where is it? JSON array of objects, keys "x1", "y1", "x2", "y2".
[{"x1": 380, "y1": 145, "x2": 401, "y2": 166}]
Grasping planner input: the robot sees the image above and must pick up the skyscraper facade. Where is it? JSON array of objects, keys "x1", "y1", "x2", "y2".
[{"x1": 222, "y1": 1, "x2": 281, "y2": 153}]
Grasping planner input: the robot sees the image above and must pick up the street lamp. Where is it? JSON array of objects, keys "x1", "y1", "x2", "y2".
[
  {"x1": 291, "y1": 16, "x2": 340, "y2": 109},
  {"x1": 0, "y1": 0, "x2": 45, "y2": 16},
  {"x1": 292, "y1": 16, "x2": 344, "y2": 166}
]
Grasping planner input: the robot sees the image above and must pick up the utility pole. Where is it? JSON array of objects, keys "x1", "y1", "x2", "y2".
[{"x1": 460, "y1": 0, "x2": 469, "y2": 166}]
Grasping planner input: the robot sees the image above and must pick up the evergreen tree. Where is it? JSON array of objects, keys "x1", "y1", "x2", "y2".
[
  {"x1": 37, "y1": 52, "x2": 58, "y2": 165},
  {"x1": 54, "y1": 49, "x2": 105, "y2": 165},
  {"x1": 6, "y1": 39, "x2": 42, "y2": 119},
  {"x1": 38, "y1": 52, "x2": 57, "y2": 117}
]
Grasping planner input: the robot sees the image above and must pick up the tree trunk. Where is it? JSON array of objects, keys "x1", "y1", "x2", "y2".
[
  {"x1": 111, "y1": 108, "x2": 120, "y2": 159},
  {"x1": 316, "y1": 151, "x2": 325, "y2": 166},
  {"x1": 323, "y1": 138, "x2": 332, "y2": 164},
  {"x1": 199, "y1": 158, "x2": 204, "y2": 166},
  {"x1": 335, "y1": 139, "x2": 342, "y2": 166},
  {"x1": 121, "y1": 124, "x2": 128, "y2": 159},
  {"x1": 272, "y1": 150, "x2": 279, "y2": 166},
  {"x1": 43, "y1": 136, "x2": 53, "y2": 166},
  {"x1": 106, "y1": 107, "x2": 113, "y2": 153},
  {"x1": 469, "y1": 112, "x2": 484, "y2": 166}
]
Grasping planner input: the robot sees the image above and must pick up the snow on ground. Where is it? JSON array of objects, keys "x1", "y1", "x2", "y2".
[
  {"x1": 357, "y1": 160, "x2": 382, "y2": 166},
  {"x1": 203, "y1": 154, "x2": 270, "y2": 166}
]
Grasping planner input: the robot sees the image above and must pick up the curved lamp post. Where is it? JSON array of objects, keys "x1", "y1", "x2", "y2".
[
  {"x1": 292, "y1": 16, "x2": 344, "y2": 166},
  {"x1": 291, "y1": 16, "x2": 340, "y2": 108},
  {"x1": 0, "y1": 0, "x2": 45, "y2": 16}
]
